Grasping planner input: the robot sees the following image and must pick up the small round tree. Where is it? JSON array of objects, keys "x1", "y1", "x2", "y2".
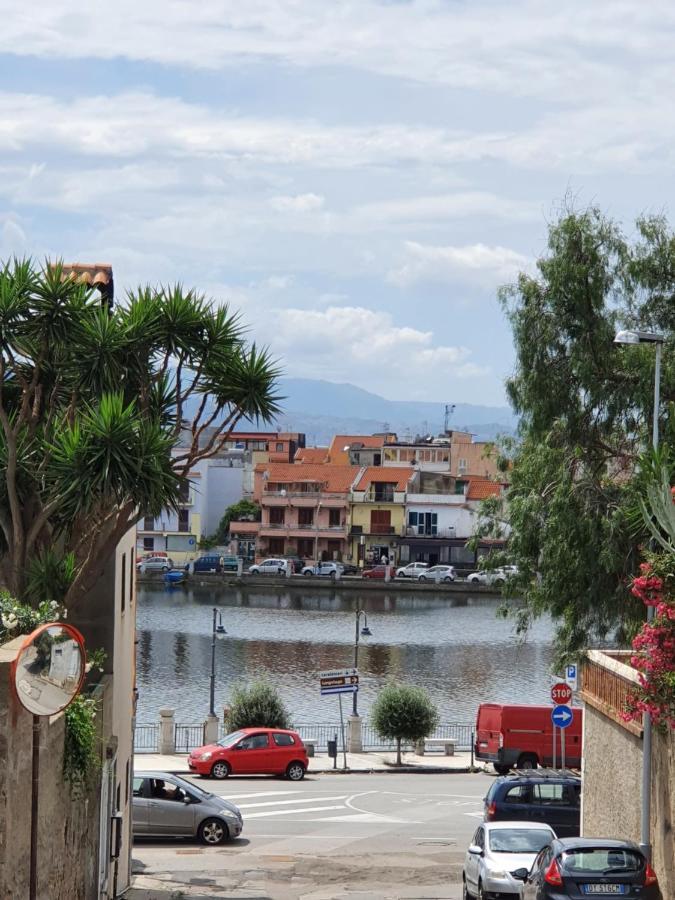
[
  {"x1": 224, "y1": 679, "x2": 290, "y2": 731},
  {"x1": 370, "y1": 683, "x2": 438, "y2": 765}
]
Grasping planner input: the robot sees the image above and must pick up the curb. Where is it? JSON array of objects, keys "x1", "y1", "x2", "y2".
[{"x1": 156, "y1": 765, "x2": 484, "y2": 776}]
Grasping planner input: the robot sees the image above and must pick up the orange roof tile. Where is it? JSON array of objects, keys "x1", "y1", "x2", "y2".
[
  {"x1": 59, "y1": 263, "x2": 113, "y2": 287},
  {"x1": 327, "y1": 434, "x2": 388, "y2": 465},
  {"x1": 467, "y1": 480, "x2": 503, "y2": 500},
  {"x1": 295, "y1": 447, "x2": 328, "y2": 464},
  {"x1": 257, "y1": 462, "x2": 360, "y2": 493},
  {"x1": 354, "y1": 466, "x2": 415, "y2": 492}
]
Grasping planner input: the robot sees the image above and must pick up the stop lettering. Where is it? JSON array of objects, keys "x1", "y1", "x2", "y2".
[{"x1": 550, "y1": 682, "x2": 572, "y2": 704}]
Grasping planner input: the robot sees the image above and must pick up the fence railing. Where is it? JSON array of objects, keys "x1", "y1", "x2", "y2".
[{"x1": 135, "y1": 720, "x2": 474, "y2": 754}]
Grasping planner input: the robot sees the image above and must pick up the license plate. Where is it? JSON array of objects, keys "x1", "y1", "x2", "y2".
[{"x1": 582, "y1": 886, "x2": 626, "y2": 895}]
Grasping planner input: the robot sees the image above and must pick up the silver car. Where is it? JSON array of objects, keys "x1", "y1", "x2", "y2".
[
  {"x1": 137, "y1": 556, "x2": 174, "y2": 573},
  {"x1": 133, "y1": 771, "x2": 243, "y2": 845},
  {"x1": 463, "y1": 821, "x2": 555, "y2": 899}
]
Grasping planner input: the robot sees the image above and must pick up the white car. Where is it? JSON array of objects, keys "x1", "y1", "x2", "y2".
[
  {"x1": 417, "y1": 565, "x2": 456, "y2": 583},
  {"x1": 301, "y1": 562, "x2": 343, "y2": 579},
  {"x1": 396, "y1": 562, "x2": 429, "y2": 578},
  {"x1": 137, "y1": 556, "x2": 174, "y2": 573},
  {"x1": 463, "y1": 821, "x2": 555, "y2": 900},
  {"x1": 466, "y1": 565, "x2": 518, "y2": 586},
  {"x1": 248, "y1": 558, "x2": 289, "y2": 575}
]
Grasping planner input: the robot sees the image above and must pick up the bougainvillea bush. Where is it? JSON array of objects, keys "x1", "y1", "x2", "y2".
[{"x1": 622, "y1": 559, "x2": 675, "y2": 730}]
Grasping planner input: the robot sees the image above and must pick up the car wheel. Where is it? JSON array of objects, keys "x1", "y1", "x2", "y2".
[
  {"x1": 494, "y1": 763, "x2": 511, "y2": 775},
  {"x1": 198, "y1": 817, "x2": 229, "y2": 845},
  {"x1": 418, "y1": 575, "x2": 427, "y2": 582},
  {"x1": 304, "y1": 570, "x2": 313, "y2": 576},
  {"x1": 517, "y1": 754, "x2": 538, "y2": 770},
  {"x1": 476, "y1": 882, "x2": 485, "y2": 900},
  {"x1": 462, "y1": 877, "x2": 474, "y2": 900},
  {"x1": 210, "y1": 761, "x2": 231, "y2": 779},
  {"x1": 443, "y1": 576, "x2": 453, "y2": 582},
  {"x1": 286, "y1": 761, "x2": 306, "y2": 781},
  {"x1": 494, "y1": 578, "x2": 505, "y2": 586},
  {"x1": 161, "y1": 566, "x2": 169, "y2": 572}
]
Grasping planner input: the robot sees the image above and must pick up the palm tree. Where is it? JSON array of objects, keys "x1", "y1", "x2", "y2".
[{"x1": 0, "y1": 259, "x2": 281, "y2": 609}]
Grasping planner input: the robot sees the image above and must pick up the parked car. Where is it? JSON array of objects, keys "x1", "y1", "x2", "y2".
[
  {"x1": 466, "y1": 565, "x2": 518, "y2": 586},
  {"x1": 188, "y1": 727, "x2": 309, "y2": 781},
  {"x1": 475, "y1": 703, "x2": 583, "y2": 772},
  {"x1": 463, "y1": 821, "x2": 556, "y2": 900},
  {"x1": 186, "y1": 555, "x2": 224, "y2": 574},
  {"x1": 137, "y1": 556, "x2": 174, "y2": 573},
  {"x1": 484, "y1": 772, "x2": 582, "y2": 838},
  {"x1": 396, "y1": 562, "x2": 429, "y2": 578},
  {"x1": 301, "y1": 562, "x2": 344, "y2": 579},
  {"x1": 520, "y1": 837, "x2": 661, "y2": 899},
  {"x1": 284, "y1": 556, "x2": 305, "y2": 574},
  {"x1": 247, "y1": 558, "x2": 289, "y2": 575},
  {"x1": 417, "y1": 565, "x2": 456, "y2": 582},
  {"x1": 340, "y1": 563, "x2": 359, "y2": 576},
  {"x1": 133, "y1": 771, "x2": 243, "y2": 845},
  {"x1": 362, "y1": 565, "x2": 389, "y2": 579}
]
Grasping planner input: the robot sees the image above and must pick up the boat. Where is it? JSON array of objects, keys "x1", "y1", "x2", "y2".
[{"x1": 163, "y1": 570, "x2": 186, "y2": 585}]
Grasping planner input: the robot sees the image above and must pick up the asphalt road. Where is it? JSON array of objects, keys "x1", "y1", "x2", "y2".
[{"x1": 131, "y1": 771, "x2": 493, "y2": 899}]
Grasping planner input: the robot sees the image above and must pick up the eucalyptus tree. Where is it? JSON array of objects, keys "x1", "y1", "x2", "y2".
[
  {"x1": 486, "y1": 208, "x2": 675, "y2": 660},
  {"x1": 0, "y1": 259, "x2": 280, "y2": 610}
]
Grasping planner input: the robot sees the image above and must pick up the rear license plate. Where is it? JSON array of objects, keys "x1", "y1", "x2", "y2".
[{"x1": 582, "y1": 886, "x2": 626, "y2": 895}]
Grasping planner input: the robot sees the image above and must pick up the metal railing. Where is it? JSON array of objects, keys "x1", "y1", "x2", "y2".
[
  {"x1": 135, "y1": 724, "x2": 159, "y2": 752},
  {"x1": 174, "y1": 723, "x2": 206, "y2": 753}
]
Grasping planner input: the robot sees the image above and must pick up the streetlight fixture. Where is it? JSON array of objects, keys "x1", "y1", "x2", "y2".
[
  {"x1": 614, "y1": 327, "x2": 665, "y2": 861},
  {"x1": 353, "y1": 607, "x2": 372, "y2": 716},
  {"x1": 209, "y1": 608, "x2": 227, "y2": 718}
]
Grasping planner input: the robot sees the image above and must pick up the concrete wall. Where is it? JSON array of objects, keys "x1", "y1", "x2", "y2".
[{"x1": 0, "y1": 637, "x2": 108, "y2": 900}]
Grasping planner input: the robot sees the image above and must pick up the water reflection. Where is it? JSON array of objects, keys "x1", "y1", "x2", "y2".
[{"x1": 136, "y1": 583, "x2": 553, "y2": 724}]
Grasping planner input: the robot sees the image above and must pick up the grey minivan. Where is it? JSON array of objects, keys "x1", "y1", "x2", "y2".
[{"x1": 133, "y1": 771, "x2": 243, "y2": 844}]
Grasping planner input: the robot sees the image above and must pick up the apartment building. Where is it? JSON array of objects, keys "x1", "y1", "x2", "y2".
[{"x1": 349, "y1": 466, "x2": 415, "y2": 566}]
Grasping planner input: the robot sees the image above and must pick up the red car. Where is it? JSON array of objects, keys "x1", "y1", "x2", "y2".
[
  {"x1": 362, "y1": 565, "x2": 389, "y2": 579},
  {"x1": 188, "y1": 727, "x2": 309, "y2": 781}
]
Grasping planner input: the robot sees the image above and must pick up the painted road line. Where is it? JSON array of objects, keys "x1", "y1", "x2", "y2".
[
  {"x1": 209, "y1": 790, "x2": 302, "y2": 800},
  {"x1": 237, "y1": 795, "x2": 349, "y2": 810},
  {"x1": 244, "y1": 804, "x2": 347, "y2": 819}
]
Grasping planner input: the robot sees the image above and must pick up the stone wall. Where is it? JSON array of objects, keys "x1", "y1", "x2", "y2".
[{"x1": 0, "y1": 637, "x2": 110, "y2": 900}]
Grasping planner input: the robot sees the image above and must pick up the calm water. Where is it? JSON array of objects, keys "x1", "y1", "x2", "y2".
[{"x1": 135, "y1": 583, "x2": 555, "y2": 726}]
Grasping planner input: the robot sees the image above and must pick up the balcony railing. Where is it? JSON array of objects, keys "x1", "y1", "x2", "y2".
[
  {"x1": 263, "y1": 490, "x2": 345, "y2": 498},
  {"x1": 580, "y1": 650, "x2": 642, "y2": 736},
  {"x1": 370, "y1": 524, "x2": 396, "y2": 534},
  {"x1": 402, "y1": 526, "x2": 458, "y2": 539}
]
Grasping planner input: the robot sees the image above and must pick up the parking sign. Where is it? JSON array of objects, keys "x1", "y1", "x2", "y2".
[{"x1": 565, "y1": 663, "x2": 578, "y2": 691}]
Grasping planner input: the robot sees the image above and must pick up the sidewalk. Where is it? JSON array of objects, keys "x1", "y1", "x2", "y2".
[{"x1": 134, "y1": 748, "x2": 482, "y2": 774}]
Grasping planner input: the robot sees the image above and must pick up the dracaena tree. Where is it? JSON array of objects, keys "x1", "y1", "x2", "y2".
[{"x1": 0, "y1": 259, "x2": 281, "y2": 610}]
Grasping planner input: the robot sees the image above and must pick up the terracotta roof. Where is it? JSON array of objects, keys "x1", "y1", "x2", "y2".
[
  {"x1": 467, "y1": 480, "x2": 503, "y2": 500},
  {"x1": 295, "y1": 447, "x2": 328, "y2": 464},
  {"x1": 354, "y1": 466, "x2": 415, "y2": 492},
  {"x1": 60, "y1": 263, "x2": 113, "y2": 287},
  {"x1": 327, "y1": 434, "x2": 387, "y2": 464},
  {"x1": 257, "y1": 462, "x2": 360, "y2": 493}
]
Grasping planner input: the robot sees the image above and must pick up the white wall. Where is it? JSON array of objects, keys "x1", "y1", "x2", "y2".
[{"x1": 405, "y1": 497, "x2": 478, "y2": 538}]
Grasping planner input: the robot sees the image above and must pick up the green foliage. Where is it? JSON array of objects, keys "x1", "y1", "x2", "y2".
[
  {"x1": 371, "y1": 683, "x2": 438, "y2": 764},
  {"x1": 0, "y1": 258, "x2": 281, "y2": 607},
  {"x1": 224, "y1": 679, "x2": 290, "y2": 731},
  {"x1": 209, "y1": 499, "x2": 261, "y2": 545},
  {"x1": 0, "y1": 589, "x2": 66, "y2": 642},
  {"x1": 489, "y1": 206, "x2": 675, "y2": 664},
  {"x1": 63, "y1": 695, "x2": 99, "y2": 791}
]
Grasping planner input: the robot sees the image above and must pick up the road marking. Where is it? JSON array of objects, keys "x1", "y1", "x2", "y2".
[
  {"x1": 237, "y1": 795, "x2": 348, "y2": 810},
  {"x1": 208, "y1": 790, "x2": 302, "y2": 800},
  {"x1": 245, "y1": 804, "x2": 347, "y2": 819},
  {"x1": 314, "y1": 813, "x2": 410, "y2": 823}
]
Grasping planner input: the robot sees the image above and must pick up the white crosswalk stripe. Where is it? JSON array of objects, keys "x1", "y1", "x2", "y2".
[{"x1": 237, "y1": 795, "x2": 349, "y2": 810}]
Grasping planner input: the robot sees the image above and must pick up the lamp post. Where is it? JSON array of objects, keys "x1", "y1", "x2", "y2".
[
  {"x1": 353, "y1": 608, "x2": 372, "y2": 716},
  {"x1": 614, "y1": 327, "x2": 664, "y2": 862},
  {"x1": 209, "y1": 608, "x2": 227, "y2": 718}
]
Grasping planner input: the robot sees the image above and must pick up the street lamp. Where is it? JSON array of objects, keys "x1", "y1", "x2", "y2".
[
  {"x1": 614, "y1": 327, "x2": 665, "y2": 861},
  {"x1": 353, "y1": 607, "x2": 372, "y2": 716},
  {"x1": 209, "y1": 608, "x2": 227, "y2": 718}
]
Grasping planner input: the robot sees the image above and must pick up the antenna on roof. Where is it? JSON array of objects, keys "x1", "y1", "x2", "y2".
[{"x1": 444, "y1": 404, "x2": 456, "y2": 434}]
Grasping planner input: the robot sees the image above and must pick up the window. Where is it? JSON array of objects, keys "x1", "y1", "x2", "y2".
[
  {"x1": 370, "y1": 509, "x2": 391, "y2": 533},
  {"x1": 132, "y1": 777, "x2": 145, "y2": 798},
  {"x1": 121, "y1": 553, "x2": 126, "y2": 613},
  {"x1": 454, "y1": 479, "x2": 467, "y2": 495},
  {"x1": 273, "y1": 733, "x2": 295, "y2": 746},
  {"x1": 504, "y1": 785, "x2": 530, "y2": 804},
  {"x1": 269, "y1": 507, "x2": 285, "y2": 525},
  {"x1": 298, "y1": 508, "x2": 314, "y2": 526},
  {"x1": 450, "y1": 545, "x2": 475, "y2": 565},
  {"x1": 297, "y1": 538, "x2": 314, "y2": 557},
  {"x1": 472, "y1": 827, "x2": 485, "y2": 849},
  {"x1": 239, "y1": 734, "x2": 269, "y2": 750},
  {"x1": 532, "y1": 783, "x2": 566, "y2": 805},
  {"x1": 143, "y1": 537, "x2": 154, "y2": 551},
  {"x1": 178, "y1": 480, "x2": 190, "y2": 503},
  {"x1": 328, "y1": 508, "x2": 341, "y2": 527},
  {"x1": 178, "y1": 508, "x2": 189, "y2": 532},
  {"x1": 457, "y1": 458, "x2": 467, "y2": 473},
  {"x1": 372, "y1": 483, "x2": 395, "y2": 502},
  {"x1": 143, "y1": 515, "x2": 154, "y2": 531},
  {"x1": 268, "y1": 537, "x2": 285, "y2": 554},
  {"x1": 276, "y1": 442, "x2": 284, "y2": 452}
]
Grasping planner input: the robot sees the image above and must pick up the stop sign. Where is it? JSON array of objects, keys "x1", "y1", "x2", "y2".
[{"x1": 551, "y1": 682, "x2": 573, "y2": 704}]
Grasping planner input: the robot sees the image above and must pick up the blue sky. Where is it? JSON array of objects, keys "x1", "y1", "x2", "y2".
[{"x1": 1, "y1": 1, "x2": 674, "y2": 405}]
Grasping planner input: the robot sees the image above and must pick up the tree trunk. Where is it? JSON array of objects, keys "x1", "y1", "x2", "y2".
[{"x1": 396, "y1": 737, "x2": 401, "y2": 766}]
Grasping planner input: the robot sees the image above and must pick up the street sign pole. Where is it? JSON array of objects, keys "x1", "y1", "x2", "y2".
[
  {"x1": 338, "y1": 694, "x2": 347, "y2": 770},
  {"x1": 561, "y1": 725, "x2": 566, "y2": 770},
  {"x1": 552, "y1": 725, "x2": 556, "y2": 769}
]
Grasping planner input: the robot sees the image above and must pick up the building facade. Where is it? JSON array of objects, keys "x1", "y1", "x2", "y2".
[{"x1": 349, "y1": 467, "x2": 414, "y2": 566}]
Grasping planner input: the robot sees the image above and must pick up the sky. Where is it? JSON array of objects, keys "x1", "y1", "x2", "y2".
[{"x1": 1, "y1": 2, "x2": 675, "y2": 406}]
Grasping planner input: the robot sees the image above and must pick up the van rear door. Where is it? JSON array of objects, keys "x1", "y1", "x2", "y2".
[{"x1": 475, "y1": 704, "x2": 503, "y2": 761}]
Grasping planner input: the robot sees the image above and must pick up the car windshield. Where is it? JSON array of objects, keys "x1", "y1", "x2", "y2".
[
  {"x1": 560, "y1": 848, "x2": 643, "y2": 874},
  {"x1": 217, "y1": 730, "x2": 246, "y2": 748},
  {"x1": 489, "y1": 829, "x2": 552, "y2": 853}
]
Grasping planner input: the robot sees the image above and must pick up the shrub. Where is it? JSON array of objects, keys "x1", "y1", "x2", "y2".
[
  {"x1": 371, "y1": 682, "x2": 438, "y2": 764},
  {"x1": 224, "y1": 679, "x2": 290, "y2": 731}
]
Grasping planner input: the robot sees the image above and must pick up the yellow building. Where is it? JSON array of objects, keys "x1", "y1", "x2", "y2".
[{"x1": 348, "y1": 467, "x2": 415, "y2": 567}]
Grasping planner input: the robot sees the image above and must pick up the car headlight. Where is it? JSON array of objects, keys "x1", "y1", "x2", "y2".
[
  {"x1": 488, "y1": 870, "x2": 509, "y2": 879},
  {"x1": 199, "y1": 752, "x2": 213, "y2": 761}
]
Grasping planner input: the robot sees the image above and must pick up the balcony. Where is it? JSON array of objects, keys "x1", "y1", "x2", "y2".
[
  {"x1": 370, "y1": 524, "x2": 396, "y2": 535},
  {"x1": 401, "y1": 526, "x2": 458, "y2": 539},
  {"x1": 352, "y1": 490, "x2": 406, "y2": 504}
]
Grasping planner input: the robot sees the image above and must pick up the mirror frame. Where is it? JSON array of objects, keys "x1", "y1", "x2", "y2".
[{"x1": 11, "y1": 621, "x2": 86, "y2": 716}]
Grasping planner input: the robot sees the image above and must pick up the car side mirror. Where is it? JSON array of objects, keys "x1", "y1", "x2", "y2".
[
  {"x1": 183, "y1": 796, "x2": 191, "y2": 804},
  {"x1": 511, "y1": 868, "x2": 529, "y2": 881},
  {"x1": 468, "y1": 845, "x2": 483, "y2": 856}
]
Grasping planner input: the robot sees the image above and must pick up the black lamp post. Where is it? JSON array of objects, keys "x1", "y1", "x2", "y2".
[
  {"x1": 209, "y1": 608, "x2": 227, "y2": 717},
  {"x1": 352, "y1": 607, "x2": 372, "y2": 716}
]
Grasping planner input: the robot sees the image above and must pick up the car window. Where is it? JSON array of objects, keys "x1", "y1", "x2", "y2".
[
  {"x1": 133, "y1": 777, "x2": 146, "y2": 798},
  {"x1": 488, "y1": 828, "x2": 553, "y2": 854},
  {"x1": 239, "y1": 733, "x2": 269, "y2": 750},
  {"x1": 531, "y1": 847, "x2": 549, "y2": 875},
  {"x1": 217, "y1": 729, "x2": 246, "y2": 748},
  {"x1": 149, "y1": 779, "x2": 187, "y2": 802},
  {"x1": 504, "y1": 785, "x2": 530, "y2": 803},
  {"x1": 475, "y1": 827, "x2": 485, "y2": 849},
  {"x1": 560, "y1": 848, "x2": 643, "y2": 874},
  {"x1": 532, "y1": 783, "x2": 566, "y2": 805},
  {"x1": 567, "y1": 783, "x2": 581, "y2": 807},
  {"x1": 273, "y1": 733, "x2": 295, "y2": 746}
]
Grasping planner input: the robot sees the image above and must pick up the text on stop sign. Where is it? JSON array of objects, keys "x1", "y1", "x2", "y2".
[{"x1": 550, "y1": 682, "x2": 572, "y2": 704}]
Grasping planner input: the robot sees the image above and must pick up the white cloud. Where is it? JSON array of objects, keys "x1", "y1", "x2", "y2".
[
  {"x1": 270, "y1": 193, "x2": 324, "y2": 213},
  {"x1": 388, "y1": 241, "x2": 530, "y2": 288},
  {"x1": 0, "y1": 217, "x2": 27, "y2": 256}
]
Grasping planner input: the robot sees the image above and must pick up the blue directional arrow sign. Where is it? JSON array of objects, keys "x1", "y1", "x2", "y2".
[{"x1": 551, "y1": 704, "x2": 573, "y2": 729}]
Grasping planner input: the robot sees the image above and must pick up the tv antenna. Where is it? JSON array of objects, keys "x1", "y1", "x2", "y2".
[{"x1": 444, "y1": 404, "x2": 456, "y2": 434}]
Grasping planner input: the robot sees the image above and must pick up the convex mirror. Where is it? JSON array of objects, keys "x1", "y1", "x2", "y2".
[{"x1": 13, "y1": 623, "x2": 86, "y2": 716}]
